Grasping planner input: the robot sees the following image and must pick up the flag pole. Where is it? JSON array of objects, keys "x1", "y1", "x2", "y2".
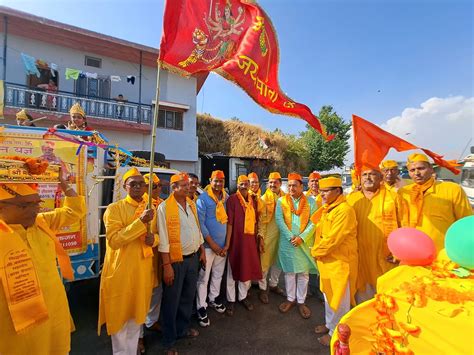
[{"x1": 147, "y1": 62, "x2": 161, "y2": 210}]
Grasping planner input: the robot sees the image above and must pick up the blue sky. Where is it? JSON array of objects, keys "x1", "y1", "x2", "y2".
[{"x1": 2, "y1": 0, "x2": 472, "y2": 136}]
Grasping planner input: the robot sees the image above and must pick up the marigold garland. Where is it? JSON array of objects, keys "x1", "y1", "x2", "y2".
[{"x1": 0, "y1": 155, "x2": 49, "y2": 175}]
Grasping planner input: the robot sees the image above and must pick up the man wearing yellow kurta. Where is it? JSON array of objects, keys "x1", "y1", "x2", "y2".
[
  {"x1": 379, "y1": 159, "x2": 404, "y2": 192},
  {"x1": 258, "y1": 172, "x2": 286, "y2": 303},
  {"x1": 98, "y1": 167, "x2": 158, "y2": 355},
  {"x1": 305, "y1": 171, "x2": 323, "y2": 208},
  {"x1": 0, "y1": 174, "x2": 85, "y2": 354},
  {"x1": 311, "y1": 177, "x2": 358, "y2": 347},
  {"x1": 399, "y1": 153, "x2": 472, "y2": 253},
  {"x1": 138, "y1": 173, "x2": 164, "y2": 353},
  {"x1": 158, "y1": 173, "x2": 206, "y2": 354},
  {"x1": 346, "y1": 167, "x2": 402, "y2": 303}
]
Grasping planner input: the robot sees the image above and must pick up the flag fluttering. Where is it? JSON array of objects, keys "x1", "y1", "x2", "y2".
[
  {"x1": 159, "y1": 0, "x2": 333, "y2": 141},
  {"x1": 352, "y1": 114, "x2": 460, "y2": 175}
]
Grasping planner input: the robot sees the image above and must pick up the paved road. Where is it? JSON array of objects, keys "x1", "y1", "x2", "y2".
[{"x1": 69, "y1": 277, "x2": 331, "y2": 354}]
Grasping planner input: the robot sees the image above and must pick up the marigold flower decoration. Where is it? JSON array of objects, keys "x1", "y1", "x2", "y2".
[{"x1": 0, "y1": 156, "x2": 49, "y2": 175}]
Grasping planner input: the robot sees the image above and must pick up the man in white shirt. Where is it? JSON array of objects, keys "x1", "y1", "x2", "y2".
[{"x1": 157, "y1": 173, "x2": 206, "y2": 355}]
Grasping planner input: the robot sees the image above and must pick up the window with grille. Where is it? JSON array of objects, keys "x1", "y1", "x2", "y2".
[
  {"x1": 157, "y1": 109, "x2": 183, "y2": 130},
  {"x1": 85, "y1": 56, "x2": 102, "y2": 68},
  {"x1": 75, "y1": 77, "x2": 111, "y2": 99}
]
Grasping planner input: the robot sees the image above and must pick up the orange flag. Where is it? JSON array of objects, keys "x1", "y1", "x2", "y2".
[{"x1": 352, "y1": 114, "x2": 460, "y2": 175}]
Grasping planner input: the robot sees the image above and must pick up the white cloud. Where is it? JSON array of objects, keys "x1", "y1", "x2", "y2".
[{"x1": 346, "y1": 96, "x2": 474, "y2": 165}]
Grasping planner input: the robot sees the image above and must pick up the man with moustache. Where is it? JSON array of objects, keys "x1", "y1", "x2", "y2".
[
  {"x1": 399, "y1": 153, "x2": 471, "y2": 253},
  {"x1": 276, "y1": 173, "x2": 318, "y2": 319},
  {"x1": 346, "y1": 166, "x2": 402, "y2": 303}
]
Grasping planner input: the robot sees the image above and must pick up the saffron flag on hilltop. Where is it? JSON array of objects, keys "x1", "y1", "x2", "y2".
[
  {"x1": 352, "y1": 114, "x2": 461, "y2": 176},
  {"x1": 159, "y1": 0, "x2": 333, "y2": 141}
]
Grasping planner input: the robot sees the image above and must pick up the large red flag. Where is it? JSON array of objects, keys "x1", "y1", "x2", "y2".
[
  {"x1": 159, "y1": 0, "x2": 333, "y2": 141},
  {"x1": 352, "y1": 114, "x2": 460, "y2": 175}
]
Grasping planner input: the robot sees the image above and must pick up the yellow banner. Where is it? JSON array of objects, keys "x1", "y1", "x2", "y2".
[{"x1": 0, "y1": 132, "x2": 87, "y2": 255}]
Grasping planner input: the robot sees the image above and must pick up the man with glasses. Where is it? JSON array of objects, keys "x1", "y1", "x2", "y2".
[
  {"x1": 98, "y1": 167, "x2": 158, "y2": 355},
  {"x1": 157, "y1": 173, "x2": 206, "y2": 355},
  {"x1": 379, "y1": 160, "x2": 403, "y2": 192},
  {"x1": 276, "y1": 173, "x2": 318, "y2": 319},
  {"x1": 311, "y1": 176, "x2": 358, "y2": 347},
  {"x1": 0, "y1": 166, "x2": 85, "y2": 354},
  {"x1": 346, "y1": 167, "x2": 402, "y2": 303},
  {"x1": 195, "y1": 170, "x2": 228, "y2": 327}
]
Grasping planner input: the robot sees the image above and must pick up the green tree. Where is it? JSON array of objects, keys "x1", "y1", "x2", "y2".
[
  {"x1": 283, "y1": 133, "x2": 309, "y2": 174},
  {"x1": 302, "y1": 105, "x2": 351, "y2": 171}
]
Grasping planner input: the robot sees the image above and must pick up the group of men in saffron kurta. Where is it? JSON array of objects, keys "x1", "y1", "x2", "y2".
[{"x1": 0, "y1": 151, "x2": 471, "y2": 354}]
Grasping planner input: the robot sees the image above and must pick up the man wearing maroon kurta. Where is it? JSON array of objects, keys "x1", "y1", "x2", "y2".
[{"x1": 223, "y1": 175, "x2": 263, "y2": 315}]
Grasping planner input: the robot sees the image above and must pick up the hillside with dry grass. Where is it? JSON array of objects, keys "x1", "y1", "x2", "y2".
[{"x1": 197, "y1": 113, "x2": 308, "y2": 174}]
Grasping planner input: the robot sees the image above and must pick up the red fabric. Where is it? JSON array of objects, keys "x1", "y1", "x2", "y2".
[
  {"x1": 159, "y1": 0, "x2": 333, "y2": 141},
  {"x1": 352, "y1": 115, "x2": 460, "y2": 176},
  {"x1": 226, "y1": 193, "x2": 262, "y2": 282}
]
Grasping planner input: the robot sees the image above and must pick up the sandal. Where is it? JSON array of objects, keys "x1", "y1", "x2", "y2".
[
  {"x1": 298, "y1": 303, "x2": 312, "y2": 319},
  {"x1": 314, "y1": 324, "x2": 329, "y2": 334},
  {"x1": 258, "y1": 289, "x2": 269, "y2": 304},
  {"x1": 318, "y1": 334, "x2": 331, "y2": 347},
  {"x1": 226, "y1": 302, "x2": 235, "y2": 316},
  {"x1": 269, "y1": 285, "x2": 286, "y2": 297},
  {"x1": 164, "y1": 348, "x2": 178, "y2": 355},
  {"x1": 278, "y1": 300, "x2": 296, "y2": 313},
  {"x1": 240, "y1": 298, "x2": 254, "y2": 311},
  {"x1": 185, "y1": 328, "x2": 199, "y2": 338}
]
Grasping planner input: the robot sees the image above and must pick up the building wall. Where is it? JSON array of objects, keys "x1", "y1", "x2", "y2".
[{"x1": 2, "y1": 33, "x2": 199, "y2": 166}]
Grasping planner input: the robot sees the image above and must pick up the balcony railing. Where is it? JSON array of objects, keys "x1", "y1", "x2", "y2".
[{"x1": 4, "y1": 83, "x2": 152, "y2": 124}]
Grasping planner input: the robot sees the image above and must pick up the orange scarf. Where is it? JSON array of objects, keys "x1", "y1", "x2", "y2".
[
  {"x1": 206, "y1": 186, "x2": 228, "y2": 224},
  {"x1": 408, "y1": 177, "x2": 435, "y2": 227},
  {"x1": 280, "y1": 194, "x2": 311, "y2": 233},
  {"x1": 236, "y1": 190, "x2": 256, "y2": 235},
  {"x1": 126, "y1": 195, "x2": 153, "y2": 258},
  {"x1": 310, "y1": 194, "x2": 346, "y2": 237},
  {"x1": 263, "y1": 188, "x2": 284, "y2": 223},
  {"x1": 0, "y1": 221, "x2": 49, "y2": 333},
  {"x1": 165, "y1": 193, "x2": 200, "y2": 263}
]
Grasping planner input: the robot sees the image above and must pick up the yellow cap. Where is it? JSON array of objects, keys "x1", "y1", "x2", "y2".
[
  {"x1": 170, "y1": 172, "x2": 189, "y2": 184},
  {"x1": 407, "y1": 153, "x2": 430, "y2": 165},
  {"x1": 288, "y1": 172, "x2": 303, "y2": 182},
  {"x1": 69, "y1": 102, "x2": 85, "y2": 117},
  {"x1": 16, "y1": 109, "x2": 29, "y2": 120},
  {"x1": 143, "y1": 173, "x2": 160, "y2": 184},
  {"x1": 248, "y1": 172, "x2": 258, "y2": 180},
  {"x1": 122, "y1": 167, "x2": 142, "y2": 183},
  {"x1": 268, "y1": 172, "x2": 281, "y2": 180},
  {"x1": 0, "y1": 183, "x2": 38, "y2": 200},
  {"x1": 237, "y1": 175, "x2": 249, "y2": 184},
  {"x1": 210, "y1": 170, "x2": 225, "y2": 179},
  {"x1": 319, "y1": 177, "x2": 342, "y2": 189},
  {"x1": 379, "y1": 160, "x2": 398, "y2": 169}
]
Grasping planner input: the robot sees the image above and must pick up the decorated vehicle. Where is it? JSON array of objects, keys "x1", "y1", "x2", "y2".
[{"x1": 0, "y1": 125, "x2": 179, "y2": 282}]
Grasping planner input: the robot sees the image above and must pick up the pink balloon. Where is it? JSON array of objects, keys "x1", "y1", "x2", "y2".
[{"x1": 387, "y1": 227, "x2": 436, "y2": 266}]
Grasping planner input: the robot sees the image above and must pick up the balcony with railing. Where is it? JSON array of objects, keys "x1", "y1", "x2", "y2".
[{"x1": 4, "y1": 82, "x2": 153, "y2": 124}]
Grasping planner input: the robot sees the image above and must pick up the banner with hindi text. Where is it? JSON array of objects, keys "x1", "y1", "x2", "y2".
[{"x1": 0, "y1": 132, "x2": 88, "y2": 254}]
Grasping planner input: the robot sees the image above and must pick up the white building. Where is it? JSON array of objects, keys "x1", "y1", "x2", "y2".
[{"x1": 0, "y1": 6, "x2": 207, "y2": 172}]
